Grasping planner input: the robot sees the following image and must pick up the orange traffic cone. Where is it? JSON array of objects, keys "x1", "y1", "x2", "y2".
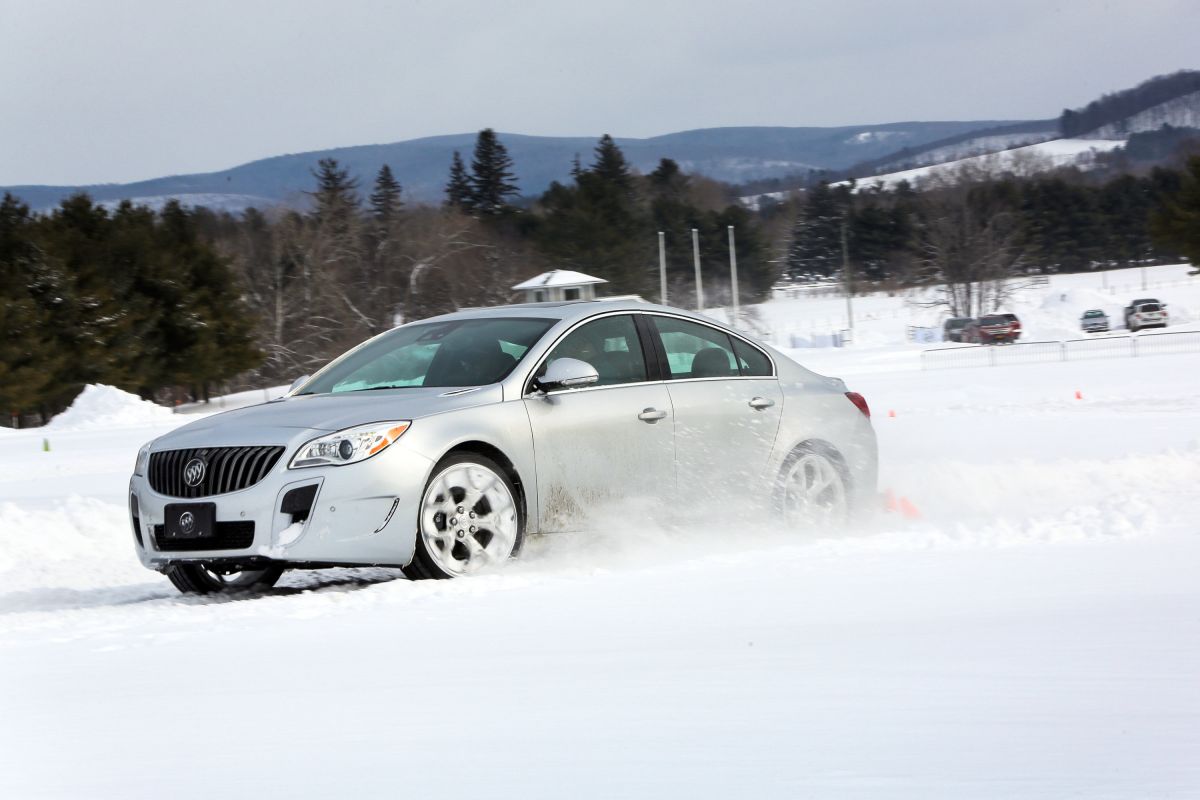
[
  {"x1": 1075, "y1": 390, "x2": 1082, "y2": 400},
  {"x1": 888, "y1": 409, "x2": 896, "y2": 418},
  {"x1": 898, "y1": 496, "x2": 922, "y2": 520}
]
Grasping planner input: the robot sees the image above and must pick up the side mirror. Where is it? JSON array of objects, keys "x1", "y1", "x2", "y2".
[
  {"x1": 534, "y1": 358, "x2": 599, "y2": 392},
  {"x1": 288, "y1": 375, "x2": 311, "y2": 395}
]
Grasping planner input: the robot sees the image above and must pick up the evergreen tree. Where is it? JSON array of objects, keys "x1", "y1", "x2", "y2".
[
  {"x1": 786, "y1": 183, "x2": 849, "y2": 279},
  {"x1": 445, "y1": 151, "x2": 472, "y2": 211},
  {"x1": 849, "y1": 200, "x2": 913, "y2": 281},
  {"x1": 591, "y1": 134, "x2": 633, "y2": 194},
  {"x1": 308, "y1": 158, "x2": 360, "y2": 233},
  {"x1": 0, "y1": 194, "x2": 61, "y2": 421},
  {"x1": 468, "y1": 129, "x2": 519, "y2": 214},
  {"x1": 1018, "y1": 178, "x2": 1103, "y2": 272},
  {"x1": 1152, "y1": 155, "x2": 1200, "y2": 273},
  {"x1": 369, "y1": 164, "x2": 403, "y2": 222}
]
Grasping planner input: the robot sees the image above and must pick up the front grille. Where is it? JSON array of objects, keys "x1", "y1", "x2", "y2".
[
  {"x1": 153, "y1": 521, "x2": 256, "y2": 552},
  {"x1": 148, "y1": 446, "x2": 285, "y2": 498}
]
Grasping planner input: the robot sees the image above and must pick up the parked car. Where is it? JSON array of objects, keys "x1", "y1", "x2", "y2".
[
  {"x1": 943, "y1": 317, "x2": 973, "y2": 343},
  {"x1": 964, "y1": 313, "x2": 1021, "y2": 344},
  {"x1": 1124, "y1": 299, "x2": 1168, "y2": 331},
  {"x1": 129, "y1": 301, "x2": 878, "y2": 594},
  {"x1": 999, "y1": 313, "x2": 1022, "y2": 340},
  {"x1": 1080, "y1": 309, "x2": 1110, "y2": 333}
]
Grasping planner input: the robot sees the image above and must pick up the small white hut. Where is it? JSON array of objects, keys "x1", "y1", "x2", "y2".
[{"x1": 512, "y1": 269, "x2": 607, "y2": 303}]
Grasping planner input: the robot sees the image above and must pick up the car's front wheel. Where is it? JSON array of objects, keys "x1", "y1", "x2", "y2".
[
  {"x1": 165, "y1": 563, "x2": 285, "y2": 594},
  {"x1": 405, "y1": 453, "x2": 523, "y2": 580},
  {"x1": 776, "y1": 443, "x2": 850, "y2": 532}
]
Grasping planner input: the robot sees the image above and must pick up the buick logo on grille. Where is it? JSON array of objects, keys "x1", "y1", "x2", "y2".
[
  {"x1": 179, "y1": 511, "x2": 195, "y2": 535},
  {"x1": 183, "y1": 458, "x2": 206, "y2": 487}
]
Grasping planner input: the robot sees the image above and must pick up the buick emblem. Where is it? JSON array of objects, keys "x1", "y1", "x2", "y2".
[
  {"x1": 179, "y1": 511, "x2": 195, "y2": 535},
  {"x1": 183, "y1": 458, "x2": 206, "y2": 487}
]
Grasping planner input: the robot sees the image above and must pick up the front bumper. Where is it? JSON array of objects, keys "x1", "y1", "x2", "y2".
[{"x1": 128, "y1": 443, "x2": 434, "y2": 570}]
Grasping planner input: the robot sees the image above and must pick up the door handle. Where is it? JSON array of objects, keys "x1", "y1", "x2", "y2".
[
  {"x1": 638, "y1": 407, "x2": 668, "y2": 422},
  {"x1": 748, "y1": 396, "x2": 775, "y2": 410}
]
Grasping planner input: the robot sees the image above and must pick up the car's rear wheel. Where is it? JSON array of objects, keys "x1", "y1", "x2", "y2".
[
  {"x1": 776, "y1": 444, "x2": 849, "y2": 532},
  {"x1": 165, "y1": 563, "x2": 285, "y2": 595},
  {"x1": 405, "y1": 453, "x2": 522, "y2": 580}
]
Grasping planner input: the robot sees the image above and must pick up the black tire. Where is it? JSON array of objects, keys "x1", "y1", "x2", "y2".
[
  {"x1": 165, "y1": 563, "x2": 285, "y2": 595},
  {"x1": 404, "y1": 452, "x2": 524, "y2": 580}
]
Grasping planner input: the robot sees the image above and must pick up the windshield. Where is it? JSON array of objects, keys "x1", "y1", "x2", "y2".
[
  {"x1": 297, "y1": 317, "x2": 555, "y2": 394},
  {"x1": 1084, "y1": 310, "x2": 1104, "y2": 318}
]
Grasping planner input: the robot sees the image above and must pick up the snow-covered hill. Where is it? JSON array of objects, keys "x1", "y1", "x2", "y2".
[
  {"x1": 834, "y1": 138, "x2": 1124, "y2": 192},
  {"x1": 1087, "y1": 89, "x2": 1200, "y2": 139}
]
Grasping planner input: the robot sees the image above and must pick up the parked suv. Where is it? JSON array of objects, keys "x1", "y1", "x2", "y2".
[
  {"x1": 999, "y1": 312, "x2": 1022, "y2": 341},
  {"x1": 965, "y1": 313, "x2": 1021, "y2": 344},
  {"x1": 1124, "y1": 299, "x2": 1168, "y2": 332},
  {"x1": 943, "y1": 317, "x2": 973, "y2": 343},
  {"x1": 1080, "y1": 309, "x2": 1110, "y2": 333}
]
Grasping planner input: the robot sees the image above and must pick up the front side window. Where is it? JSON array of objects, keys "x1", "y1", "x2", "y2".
[
  {"x1": 298, "y1": 317, "x2": 555, "y2": 394},
  {"x1": 649, "y1": 316, "x2": 739, "y2": 379},
  {"x1": 538, "y1": 315, "x2": 647, "y2": 388}
]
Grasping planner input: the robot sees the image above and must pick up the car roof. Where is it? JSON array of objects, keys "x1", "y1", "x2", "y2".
[{"x1": 414, "y1": 299, "x2": 725, "y2": 328}]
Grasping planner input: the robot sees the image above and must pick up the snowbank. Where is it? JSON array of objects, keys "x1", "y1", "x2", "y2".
[{"x1": 45, "y1": 384, "x2": 177, "y2": 432}]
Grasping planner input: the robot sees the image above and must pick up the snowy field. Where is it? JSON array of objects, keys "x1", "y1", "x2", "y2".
[{"x1": 2, "y1": 266, "x2": 1200, "y2": 798}]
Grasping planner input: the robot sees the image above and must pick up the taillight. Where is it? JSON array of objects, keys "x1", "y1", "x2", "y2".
[{"x1": 845, "y1": 391, "x2": 870, "y2": 418}]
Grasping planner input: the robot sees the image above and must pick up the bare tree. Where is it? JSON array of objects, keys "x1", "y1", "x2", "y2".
[{"x1": 916, "y1": 174, "x2": 1025, "y2": 318}]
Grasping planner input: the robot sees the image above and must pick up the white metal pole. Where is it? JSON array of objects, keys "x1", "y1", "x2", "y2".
[
  {"x1": 692, "y1": 228, "x2": 704, "y2": 311},
  {"x1": 841, "y1": 220, "x2": 854, "y2": 336},
  {"x1": 658, "y1": 231, "x2": 668, "y2": 306},
  {"x1": 727, "y1": 225, "x2": 739, "y2": 328}
]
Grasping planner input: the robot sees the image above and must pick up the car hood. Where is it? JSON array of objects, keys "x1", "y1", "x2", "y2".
[{"x1": 152, "y1": 385, "x2": 503, "y2": 449}]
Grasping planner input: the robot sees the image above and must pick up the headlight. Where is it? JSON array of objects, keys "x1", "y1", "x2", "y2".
[
  {"x1": 134, "y1": 443, "x2": 152, "y2": 476},
  {"x1": 289, "y1": 421, "x2": 411, "y2": 469}
]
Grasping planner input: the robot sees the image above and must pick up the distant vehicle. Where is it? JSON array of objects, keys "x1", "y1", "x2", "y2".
[
  {"x1": 999, "y1": 313, "x2": 1022, "y2": 340},
  {"x1": 965, "y1": 313, "x2": 1021, "y2": 344},
  {"x1": 943, "y1": 317, "x2": 973, "y2": 343},
  {"x1": 1124, "y1": 299, "x2": 1168, "y2": 332},
  {"x1": 1080, "y1": 309, "x2": 1110, "y2": 333}
]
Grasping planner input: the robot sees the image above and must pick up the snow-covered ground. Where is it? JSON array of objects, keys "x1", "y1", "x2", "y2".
[
  {"x1": 3, "y1": 266, "x2": 1200, "y2": 798},
  {"x1": 732, "y1": 262, "x2": 1200, "y2": 352}
]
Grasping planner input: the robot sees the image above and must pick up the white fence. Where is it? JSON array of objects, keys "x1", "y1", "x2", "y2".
[{"x1": 921, "y1": 331, "x2": 1200, "y2": 370}]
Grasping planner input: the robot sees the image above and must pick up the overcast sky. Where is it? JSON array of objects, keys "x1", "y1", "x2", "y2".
[{"x1": 2, "y1": 0, "x2": 1197, "y2": 185}]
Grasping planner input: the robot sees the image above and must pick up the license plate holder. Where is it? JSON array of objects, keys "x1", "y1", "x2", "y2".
[{"x1": 163, "y1": 503, "x2": 216, "y2": 539}]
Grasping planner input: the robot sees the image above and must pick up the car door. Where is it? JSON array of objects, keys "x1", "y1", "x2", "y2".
[
  {"x1": 644, "y1": 314, "x2": 783, "y2": 515},
  {"x1": 522, "y1": 313, "x2": 675, "y2": 531}
]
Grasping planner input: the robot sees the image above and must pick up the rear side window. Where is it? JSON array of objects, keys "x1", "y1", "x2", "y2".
[
  {"x1": 732, "y1": 338, "x2": 773, "y2": 376},
  {"x1": 649, "y1": 316, "x2": 738, "y2": 379}
]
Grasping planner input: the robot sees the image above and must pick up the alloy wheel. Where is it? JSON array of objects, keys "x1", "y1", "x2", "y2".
[{"x1": 419, "y1": 461, "x2": 518, "y2": 576}]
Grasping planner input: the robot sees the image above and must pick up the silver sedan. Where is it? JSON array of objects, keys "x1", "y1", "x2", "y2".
[{"x1": 128, "y1": 300, "x2": 877, "y2": 593}]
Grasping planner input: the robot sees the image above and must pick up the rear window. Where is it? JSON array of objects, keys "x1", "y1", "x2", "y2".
[
  {"x1": 1138, "y1": 303, "x2": 1161, "y2": 312},
  {"x1": 980, "y1": 315, "x2": 1007, "y2": 326}
]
